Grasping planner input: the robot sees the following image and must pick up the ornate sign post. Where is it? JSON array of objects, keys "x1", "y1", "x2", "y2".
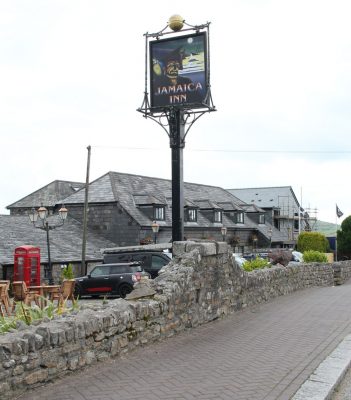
[{"x1": 137, "y1": 15, "x2": 215, "y2": 242}]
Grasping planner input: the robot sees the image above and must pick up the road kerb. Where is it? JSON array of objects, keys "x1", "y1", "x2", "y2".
[{"x1": 292, "y1": 334, "x2": 351, "y2": 400}]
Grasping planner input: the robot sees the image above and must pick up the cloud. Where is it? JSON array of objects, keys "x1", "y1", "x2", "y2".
[{"x1": 0, "y1": 0, "x2": 350, "y2": 225}]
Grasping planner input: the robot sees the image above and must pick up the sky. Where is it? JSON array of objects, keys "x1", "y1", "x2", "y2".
[{"x1": 1, "y1": 0, "x2": 350, "y2": 224}]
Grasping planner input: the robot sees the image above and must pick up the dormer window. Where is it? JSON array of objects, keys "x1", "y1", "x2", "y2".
[
  {"x1": 214, "y1": 210, "x2": 222, "y2": 223},
  {"x1": 134, "y1": 194, "x2": 166, "y2": 222},
  {"x1": 259, "y1": 214, "x2": 265, "y2": 224},
  {"x1": 236, "y1": 212, "x2": 244, "y2": 224},
  {"x1": 186, "y1": 208, "x2": 197, "y2": 222},
  {"x1": 154, "y1": 206, "x2": 165, "y2": 221}
]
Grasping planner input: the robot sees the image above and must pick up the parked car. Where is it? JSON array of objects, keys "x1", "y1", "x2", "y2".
[
  {"x1": 242, "y1": 253, "x2": 256, "y2": 261},
  {"x1": 103, "y1": 250, "x2": 171, "y2": 279},
  {"x1": 233, "y1": 253, "x2": 246, "y2": 268},
  {"x1": 242, "y1": 252, "x2": 269, "y2": 261},
  {"x1": 292, "y1": 251, "x2": 303, "y2": 262},
  {"x1": 74, "y1": 262, "x2": 149, "y2": 298}
]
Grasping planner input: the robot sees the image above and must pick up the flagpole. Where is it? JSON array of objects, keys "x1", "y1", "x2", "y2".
[
  {"x1": 335, "y1": 211, "x2": 338, "y2": 262},
  {"x1": 335, "y1": 204, "x2": 344, "y2": 262},
  {"x1": 298, "y1": 187, "x2": 302, "y2": 235}
]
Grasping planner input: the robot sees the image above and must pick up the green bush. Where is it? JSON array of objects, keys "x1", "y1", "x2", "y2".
[
  {"x1": 297, "y1": 232, "x2": 329, "y2": 253},
  {"x1": 61, "y1": 263, "x2": 74, "y2": 280},
  {"x1": 0, "y1": 298, "x2": 80, "y2": 334},
  {"x1": 243, "y1": 257, "x2": 270, "y2": 272},
  {"x1": 302, "y1": 250, "x2": 328, "y2": 263}
]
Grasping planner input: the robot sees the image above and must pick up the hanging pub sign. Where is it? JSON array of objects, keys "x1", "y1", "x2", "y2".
[{"x1": 149, "y1": 32, "x2": 208, "y2": 109}]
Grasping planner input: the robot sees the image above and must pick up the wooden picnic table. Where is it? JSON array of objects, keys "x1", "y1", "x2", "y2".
[
  {"x1": 28, "y1": 285, "x2": 61, "y2": 308},
  {"x1": 0, "y1": 283, "x2": 11, "y2": 316}
]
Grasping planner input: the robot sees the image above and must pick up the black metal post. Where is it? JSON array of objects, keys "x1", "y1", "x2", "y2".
[
  {"x1": 169, "y1": 108, "x2": 185, "y2": 242},
  {"x1": 154, "y1": 232, "x2": 157, "y2": 244},
  {"x1": 45, "y1": 222, "x2": 53, "y2": 284},
  {"x1": 82, "y1": 145, "x2": 91, "y2": 276}
]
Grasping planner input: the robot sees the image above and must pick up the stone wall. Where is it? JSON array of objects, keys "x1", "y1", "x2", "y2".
[
  {"x1": 0, "y1": 241, "x2": 350, "y2": 399},
  {"x1": 67, "y1": 203, "x2": 142, "y2": 246},
  {"x1": 333, "y1": 262, "x2": 351, "y2": 285}
]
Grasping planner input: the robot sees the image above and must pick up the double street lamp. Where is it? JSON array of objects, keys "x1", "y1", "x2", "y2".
[
  {"x1": 151, "y1": 221, "x2": 159, "y2": 244},
  {"x1": 252, "y1": 235, "x2": 258, "y2": 254},
  {"x1": 268, "y1": 228, "x2": 273, "y2": 249},
  {"x1": 221, "y1": 226, "x2": 227, "y2": 242},
  {"x1": 29, "y1": 204, "x2": 68, "y2": 284}
]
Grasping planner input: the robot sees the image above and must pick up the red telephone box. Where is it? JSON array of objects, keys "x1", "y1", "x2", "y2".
[{"x1": 14, "y1": 246, "x2": 41, "y2": 286}]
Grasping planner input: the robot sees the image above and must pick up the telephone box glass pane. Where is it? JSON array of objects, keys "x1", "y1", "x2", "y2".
[
  {"x1": 17, "y1": 256, "x2": 24, "y2": 280},
  {"x1": 30, "y1": 257, "x2": 38, "y2": 284}
]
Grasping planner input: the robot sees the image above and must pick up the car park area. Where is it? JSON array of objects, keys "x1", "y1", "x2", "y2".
[
  {"x1": 103, "y1": 250, "x2": 171, "y2": 279},
  {"x1": 75, "y1": 262, "x2": 149, "y2": 298}
]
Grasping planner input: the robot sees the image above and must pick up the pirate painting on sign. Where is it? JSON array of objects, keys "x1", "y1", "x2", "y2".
[{"x1": 152, "y1": 46, "x2": 205, "y2": 108}]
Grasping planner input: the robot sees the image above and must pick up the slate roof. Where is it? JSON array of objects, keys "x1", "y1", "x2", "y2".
[
  {"x1": 0, "y1": 215, "x2": 115, "y2": 266},
  {"x1": 184, "y1": 199, "x2": 199, "y2": 208},
  {"x1": 216, "y1": 201, "x2": 245, "y2": 212},
  {"x1": 241, "y1": 204, "x2": 266, "y2": 213},
  {"x1": 228, "y1": 187, "x2": 304, "y2": 243},
  {"x1": 7, "y1": 180, "x2": 85, "y2": 210},
  {"x1": 227, "y1": 186, "x2": 301, "y2": 211},
  {"x1": 193, "y1": 200, "x2": 223, "y2": 210},
  {"x1": 256, "y1": 224, "x2": 284, "y2": 243},
  {"x1": 61, "y1": 171, "x2": 254, "y2": 230},
  {"x1": 133, "y1": 194, "x2": 166, "y2": 206}
]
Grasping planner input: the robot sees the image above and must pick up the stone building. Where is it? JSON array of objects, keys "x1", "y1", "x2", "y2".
[
  {"x1": 227, "y1": 186, "x2": 310, "y2": 247},
  {"x1": 57, "y1": 171, "x2": 284, "y2": 250},
  {"x1": 3, "y1": 172, "x2": 294, "y2": 281},
  {"x1": 7, "y1": 180, "x2": 85, "y2": 216},
  {"x1": 0, "y1": 214, "x2": 115, "y2": 281}
]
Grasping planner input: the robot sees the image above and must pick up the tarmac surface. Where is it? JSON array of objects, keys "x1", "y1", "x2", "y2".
[{"x1": 16, "y1": 281, "x2": 351, "y2": 400}]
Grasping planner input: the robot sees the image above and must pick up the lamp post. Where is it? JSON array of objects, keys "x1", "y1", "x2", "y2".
[
  {"x1": 29, "y1": 204, "x2": 68, "y2": 284},
  {"x1": 268, "y1": 228, "x2": 272, "y2": 249},
  {"x1": 151, "y1": 221, "x2": 159, "y2": 244},
  {"x1": 221, "y1": 226, "x2": 227, "y2": 242},
  {"x1": 252, "y1": 235, "x2": 258, "y2": 254}
]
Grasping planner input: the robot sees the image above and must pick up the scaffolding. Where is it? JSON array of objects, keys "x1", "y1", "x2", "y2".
[
  {"x1": 303, "y1": 207, "x2": 318, "y2": 231},
  {"x1": 275, "y1": 196, "x2": 318, "y2": 240}
]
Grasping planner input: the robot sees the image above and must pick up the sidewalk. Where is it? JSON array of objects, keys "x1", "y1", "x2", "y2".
[{"x1": 16, "y1": 281, "x2": 351, "y2": 400}]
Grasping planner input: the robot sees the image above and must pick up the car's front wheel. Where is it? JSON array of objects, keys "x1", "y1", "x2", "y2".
[
  {"x1": 74, "y1": 285, "x2": 82, "y2": 299},
  {"x1": 118, "y1": 284, "x2": 133, "y2": 299}
]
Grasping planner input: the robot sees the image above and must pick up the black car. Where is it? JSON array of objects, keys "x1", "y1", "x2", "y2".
[
  {"x1": 103, "y1": 250, "x2": 171, "y2": 279},
  {"x1": 74, "y1": 262, "x2": 148, "y2": 298}
]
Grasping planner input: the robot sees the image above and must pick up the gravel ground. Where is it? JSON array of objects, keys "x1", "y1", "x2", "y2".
[{"x1": 332, "y1": 367, "x2": 351, "y2": 399}]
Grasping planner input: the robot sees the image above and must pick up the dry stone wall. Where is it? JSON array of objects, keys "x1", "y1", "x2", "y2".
[
  {"x1": 0, "y1": 241, "x2": 350, "y2": 399},
  {"x1": 333, "y1": 262, "x2": 351, "y2": 285}
]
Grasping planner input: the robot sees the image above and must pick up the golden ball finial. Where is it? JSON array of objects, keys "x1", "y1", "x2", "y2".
[{"x1": 168, "y1": 15, "x2": 184, "y2": 31}]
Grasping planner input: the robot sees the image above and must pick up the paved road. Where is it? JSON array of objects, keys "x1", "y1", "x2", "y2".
[{"x1": 16, "y1": 281, "x2": 351, "y2": 400}]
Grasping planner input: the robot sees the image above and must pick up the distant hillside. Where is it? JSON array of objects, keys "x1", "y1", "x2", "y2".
[{"x1": 313, "y1": 220, "x2": 339, "y2": 236}]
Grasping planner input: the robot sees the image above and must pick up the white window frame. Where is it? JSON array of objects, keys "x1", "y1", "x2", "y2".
[
  {"x1": 236, "y1": 212, "x2": 244, "y2": 224},
  {"x1": 187, "y1": 208, "x2": 197, "y2": 222},
  {"x1": 154, "y1": 206, "x2": 165, "y2": 221},
  {"x1": 214, "y1": 210, "x2": 222, "y2": 223}
]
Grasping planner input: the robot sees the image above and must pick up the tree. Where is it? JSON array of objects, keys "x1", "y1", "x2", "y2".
[
  {"x1": 337, "y1": 216, "x2": 351, "y2": 259},
  {"x1": 297, "y1": 232, "x2": 329, "y2": 253}
]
